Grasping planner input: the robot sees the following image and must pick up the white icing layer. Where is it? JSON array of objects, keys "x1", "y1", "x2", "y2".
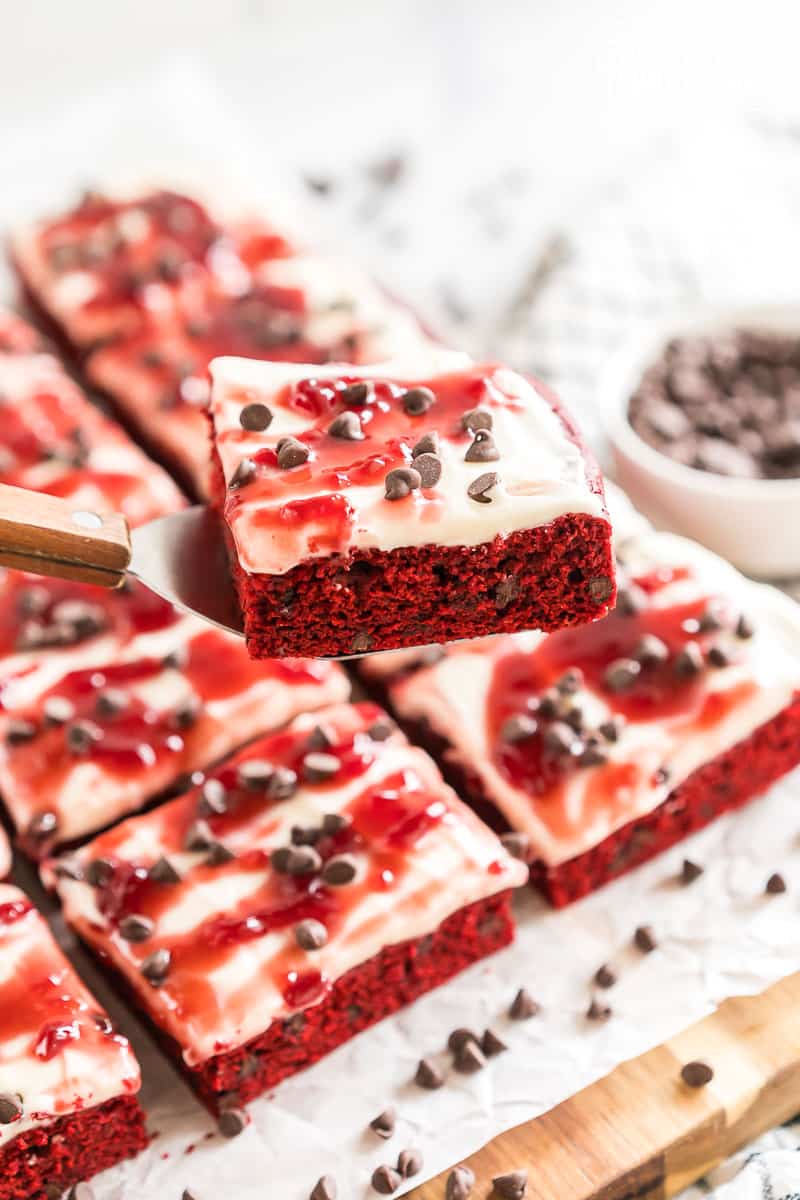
[{"x1": 210, "y1": 353, "x2": 606, "y2": 575}]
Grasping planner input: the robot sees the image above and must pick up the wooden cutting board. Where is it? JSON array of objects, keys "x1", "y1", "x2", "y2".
[{"x1": 408, "y1": 971, "x2": 800, "y2": 1199}]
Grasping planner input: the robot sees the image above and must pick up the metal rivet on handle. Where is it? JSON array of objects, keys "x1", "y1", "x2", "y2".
[{"x1": 71, "y1": 511, "x2": 103, "y2": 530}]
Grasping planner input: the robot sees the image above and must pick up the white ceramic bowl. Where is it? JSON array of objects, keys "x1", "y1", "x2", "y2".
[{"x1": 607, "y1": 304, "x2": 800, "y2": 579}]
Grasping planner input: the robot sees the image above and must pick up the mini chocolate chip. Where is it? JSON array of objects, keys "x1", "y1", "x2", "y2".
[
  {"x1": 321, "y1": 811, "x2": 351, "y2": 835},
  {"x1": 43, "y1": 696, "x2": 75, "y2": 726},
  {"x1": 340, "y1": 381, "x2": 373, "y2": 407},
  {"x1": 681, "y1": 858, "x2": 704, "y2": 885},
  {"x1": 85, "y1": 857, "x2": 114, "y2": 887},
  {"x1": 198, "y1": 778, "x2": 228, "y2": 817},
  {"x1": 556, "y1": 667, "x2": 584, "y2": 694},
  {"x1": 411, "y1": 432, "x2": 440, "y2": 457},
  {"x1": 565, "y1": 705, "x2": 585, "y2": 732},
  {"x1": 397, "y1": 1148, "x2": 424, "y2": 1179},
  {"x1": 500, "y1": 831, "x2": 531, "y2": 862},
  {"x1": 207, "y1": 841, "x2": 235, "y2": 866},
  {"x1": 277, "y1": 437, "x2": 311, "y2": 469},
  {"x1": 579, "y1": 739, "x2": 609, "y2": 768},
  {"x1": 495, "y1": 576, "x2": 520, "y2": 610},
  {"x1": 28, "y1": 810, "x2": 59, "y2": 841},
  {"x1": 306, "y1": 724, "x2": 333, "y2": 751},
  {"x1": 0, "y1": 1093, "x2": 23, "y2": 1123},
  {"x1": 384, "y1": 465, "x2": 421, "y2": 500},
  {"x1": 500, "y1": 714, "x2": 538, "y2": 744},
  {"x1": 587, "y1": 998, "x2": 612, "y2": 1021},
  {"x1": 707, "y1": 643, "x2": 732, "y2": 668},
  {"x1": 766, "y1": 872, "x2": 787, "y2": 894},
  {"x1": 237, "y1": 759, "x2": 274, "y2": 790},
  {"x1": 681, "y1": 1060, "x2": 714, "y2": 1088},
  {"x1": 369, "y1": 1107, "x2": 396, "y2": 1139},
  {"x1": 351, "y1": 631, "x2": 373, "y2": 654},
  {"x1": 162, "y1": 645, "x2": 189, "y2": 671},
  {"x1": 119, "y1": 914, "x2": 155, "y2": 943},
  {"x1": 321, "y1": 854, "x2": 358, "y2": 885},
  {"x1": 185, "y1": 819, "x2": 214, "y2": 852},
  {"x1": 170, "y1": 696, "x2": 202, "y2": 730},
  {"x1": 310, "y1": 1176, "x2": 338, "y2": 1200},
  {"x1": 594, "y1": 964, "x2": 616, "y2": 989},
  {"x1": 543, "y1": 721, "x2": 581, "y2": 757},
  {"x1": 447, "y1": 1027, "x2": 479, "y2": 1054},
  {"x1": 414, "y1": 1057, "x2": 444, "y2": 1089},
  {"x1": 95, "y1": 688, "x2": 129, "y2": 718},
  {"x1": 66, "y1": 719, "x2": 103, "y2": 755},
  {"x1": 295, "y1": 918, "x2": 328, "y2": 950},
  {"x1": 6, "y1": 718, "x2": 38, "y2": 746},
  {"x1": 371, "y1": 1165, "x2": 402, "y2": 1194},
  {"x1": 368, "y1": 718, "x2": 393, "y2": 742},
  {"x1": 239, "y1": 402, "x2": 273, "y2": 432},
  {"x1": 604, "y1": 658, "x2": 641, "y2": 692},
  {"x1": 218, "y1": 1107, "x2": 247, "y2": 1138},
  {"x1": 302, "y1": 752, "x2": 340, "y2": 783},
  {"x1": 141, "y1": 947, "x2": 171, "y2": 986},
  {"x1": 270, "y1": 846, "x2": 294, "y2": 874},
  {"x1": 54, "y1": 857, "x2": 85, "y2": 882},
  {"x1": 401, "y1": 386, "x2": 435, "y2": 415},
  {"x1": 464, "y1": 429, "x2": 499, "y2": 462},
  {"x1": 674, "y1": 642, "x2": 704, "y2": 678},
  {"x1": 616, "y1": 584, "x2": 648, "y2": 616},
  {"x1": 291, "y1": 824, "x2": 321, "y2": 846},
  {"x1": 328, "y1": 411, "x2": 364, "y2": 440},
  {"x1": 414, "y1": 452, "x2": 442, "y2": 487},
  {"x1": 230, "y1": 457, "x2": 257, "y2": 488},
  {"x1": 634, "y1": 634, "x2": 670, "y2": 667},
  {"x1": 509, "y1": 987, "x2": 539, "y2": 1020},
  {"x1": 589, "y1": 575, "x2": 614, "y2": 602},
  {"x1": 481, "y1": 1027, "x2": 508, "y2": 1056},
  {"x1": 149, "y1": 856, "x2": 181, "y2": 884},
  {"x1": 467, "y1": 470, "x2": 500, "y2": 503},
  {"x1": 446, "y1": 1166, "x2": 475, "y2": 1200},
  {"x1": 461, "y1": 408, "x2": 493, "y2": 432},
  {"x1": 492, "y1": 1170, "x2": 528, "y2": 1199},
  {"x1": 287, "y1": 846, "x2": 323, "y2": 876},
  {"x1": 634, "y1": 925, "x2": 657, "y2": 953},
  {"x1": 736, "y1": 613, "x2": 755, "y2": 639},
  {"x1": 599, "y1": 716, "x2": 625, "y2": 743}
]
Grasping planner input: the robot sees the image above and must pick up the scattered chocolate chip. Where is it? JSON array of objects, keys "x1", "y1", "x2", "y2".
[
  {"x1": 543, "y1": 720, "x2": 581, "y2": 757},
  {"x1": 6, "y1": 718, "x2": 38, "y2": 746},
  {"x1": 287, "y1": 846, "x2": 323, "y2": 876},
  {"x1": 27, "y1": 810, "x2": 58, "y2": 842},
  {"x1": 141, "y1": 947, "x2": 171, "y2": 986},
  {"x1": 604, "y1": 658, "x2": 642, "y2": 693},
  {"x1": 119, "y1": 914, "x2": 155, "y2": 943},
  {"x1": 340, "y1": 381, "x2": 373, "y2": 407},
  {"x1": 681, "y1": 1060, "x2": 714, "y2": 1088},
  {"x1": 492, "y1": 1169, "x2": 528, "y2": 1199},
  {"x1": 218, "y1": 1107, "x2": 247, "y2": 1138},
  {"x1": 397, "y1": 1148, "x2": 424, "y2": 1179},
  {"x1": 579, "y1": 738, "x2": 610, "y2": 768},
  {"x1": 465, "y1": 429, "x2": 500, "y2": 463},
  {"x1": 467, "y1": 470, "x2": 500, "y2": 503},
  {"x1": 302, "y1": 752, "x2": 340, "y2": 783},
  {"x1": 587, "y1": 998, "x2": 612, "y2": 1022},
  {"x1": 654, "y1": 766, "x2": 671, "y2": 785},
  {"x1": 54, "y1": 857, "x2": 85, "y2": 882},
  {"x1": 499, "y1": 831, "x2": 531, "y2": 861},
  {"x1": 634, "y1": 925, "x2": 657, "y2": 953},
  {"x1": 369, "y1": 1107, "x2": 396, "y2": 1139},
  {"x1": 481, "y1": 1027, "x2": 508, "y2": 1056},
  {"x1": 367, "y1": 718, "x2": 394, "y2": 742},
  {"x1": 321, "y1": 811, "x2": 351, "y2": 835},
  {"x1": 239, "y1": 402, "x2": 273, "y2": 432},
  {"x1": 328, "y1": 411, "x2": 364, "y2": 440},
  {"x1": 0, "y1": 1093, "x2": 22, "y2": 1123},
  {"x1": 371, "y1": 1164, "x2": 402, "y2": 1195},
  {"x1": 681, "y1": 858, "x2": 704, "y2": 885},
  {"x1": 556, "y1": 668, "x2": 583, "y2": 694},
  {"x1": 270, "y1": 767, "x2": 300, "y2": 800},
  {"x1": 509, "y1": 987, "x2": 539, "y2": 1020},
  {"x1": 230, "y1": 457, "x2": 257, "y2": 489},
  {"x1": 43, "y1": 696, "x2": 76, "y2": 726},
  {"x1": 446, "y1": 1166, "x2": 475, "y2": 1200},
  {"x1": 198, "y1": 778, "x2": 228, "y2": 817},
  {"x1": 594, "y1": 964, "x2": 617, "y2": 989},
  {"x1": 564, "y1": 704, "x2": 585, "y2": 732},
  {"x1": 401, "y1": 386, "x2": 435, "y2": 415},
  {"x1": 295, "y1": 918, "x2": 328, "y2": 950},
  {"x1": 500, "y1": 714, "x2": 538, "y2": 745},
  {"x1": 277, "y1": 437, "x2": 311, "y2": 469},
  {"x1": 674, "y1": 642, "x2": 704, "y2": 678},
  {"x1": 766, "y1": 872, "x2": 787, "y2": 894},
  {"x1": 310, "y1": 1176, "x2": 337, "y2": 1200},
  {"x1": 206, "y1": 841, "x2": 235, "y2": 866},
  {"x1": 414, "y1": 452, "x2": 442, "y2": 487},
  {"x1": 447, "y1": 1027, "x2": 479, "y2": 1054},
  {"x1": 461, "y1": 408, "x2": 493, "y2": 432},
  {"x1": 95, "y1": 688, "x2": 128, "y2": 718},
  {"x1": 321, "y1": 855, "x2": 358, "y2": 886},
  {"x1": 149, "y1": 856, "x2": 181, "y2": 884},
  {"x1": 162, "y1": 645, "x2": 189, "y2": 671},
  {"x1": 615, "y1": 584, "x2": 648, "y2": 616},
  {"x1": 170, "y1": 696, "x2": 202, "y2": 730},
  {"x1": 736, "y1": 613, "x2": 755, "y2": 639},
  {"x1": 599, "y1": 715, "x2": 625, "y2": 743},
  {"x1": 384, "y1": 465, "x2": 421, "y2": 500},
  {"x1": 185, "y1": 819, "x2": 214, "y2": 852},
  {"x1": 634, "y1": 634, "x2": 670, "y2": 667},
  {"x1": 414, "y1": 1057, "x2": 444, "y2": 1089},
  {"x1": 707, "y1": 643, "x2": 732, "y2": 668},
  {"x1": 85, "y1": 857, "x2": 114, "y2": 887},
  {"x1": 411, "y1": 433, "x2": 439, "y2": 457},
  {"x1": 237, "y1": 759, "x2": 274, "y2": 790},
  {"x1": 291, "y1": 824, "x2": 321, "y2": 846}
]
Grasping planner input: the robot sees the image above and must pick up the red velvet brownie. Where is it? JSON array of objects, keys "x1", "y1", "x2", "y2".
[
  {"x1": 11, "y1": 186, "x2": 429, "y2": 495},
  {"x1": 47, "y1": 702, "x2": 527, "y2": 1113},
  {"x1": 0, "y1": 569, "x2": 349, "y2": 855},
  {"x1": 208, "y1": 351, "x2": 615, "y2": 658},
  {"x1": 362, "y1": 529, "x2": 800, "y2": 906},
  {"x1": 0, "y1": 884, "x2": 147, "y2": 1200},
  {"x1": 0, "y1": 308, "x2": 185, "y2": 524}
]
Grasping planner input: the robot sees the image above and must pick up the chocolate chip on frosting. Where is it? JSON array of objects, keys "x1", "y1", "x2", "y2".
[
  {"x1": 85, "y1": 856, "x2": 115, "y2": 887},
  {"x1": 615, "y1": 584, "x2": 648, "y2": 616},
  {"x1": 321, "y1": 855, "x2": 358, "y2": 886},
  {"x1": 384, "y1": 466, "x2": 421, "y2": 500},
  {"x1": 397, "y1": 1148, "x2": 424, "y2": 1179},
  {"x1": 369, "y1": 1107, "x2": 396, "y2": 1139},
  {"x1": 401, "y1": 386, "x2": 435, "y2": 415},
  {"x1": 321, "y1": 811, "x2": 351, "y2": 835},
  {"x1": 239, "y1": 402, "x2": 273, "y2": 432},
  {"x1": 499, "y1": 831, "x2": 531, "y2": 861},
  {"x1": 218, "y1": 1107, "x2": 248, "y2": 1138},
  {"x1": 310, "y1": 1175, "x2": 338, "y2": 1200},
  {"x1": 264, "y1": 767, "x2": 296, "y2": 801},
  {"x1": 604, "y1": 658, "x2": 642, "y2": 692},
  {"x1": 302, "y1": 752, "x2": 340, "y2": 783},
  {"x1": 599, "y1": 715, "x2": 625, "y2": 743},
  {"x1": 206, "y1": 841, "x2": 235, "y2": 866},
  {"x1": 543, "y1": 721, "x2": 581, "y2": 757},
  {"x1": 371, "y1": 1164, "x2": 402, "y2": 1195},
  {"x1": 467, "y1": 471, "x2": 500, "y2": 503},
  {"x1": 295, "y1": 918, "x2": 328, "y2": 950},
  {"x1": 277, "y1": 436, "x2": 311, "y2": 469},
  {"x1": 414, "y1": 1057, "x2": 444, "y2": 1089},
  {"x1": 43, "y1": 696, "x2": 76, "y2": 726},
  {"x1": 149, "y1": 856, "x2": 182, "y2": 884},
  {"x1": 594, "y1": 964, "x2": 617, "y2": 989},
  {"x1": 461, "y1": 408, "x2": 493, "y2": 432},
  {"x1": 766, "y1": 872, "x2": 787, "y2": 894},
  {"x1": 411, "y1": 432, "x2": 440, "y2": 458},
  {"x1": 454, "y1": 1039, "x2": 487, "y2": 1074},
  {"x1": 367, "y1": 717, "x2": 394, "y2": 742},
  {"x1": 0, "y1": 1093, "x2": 22, "y2": 1124},
  {"x1": 633, "y1": 634, "x2": 670, "y2": 667},
  {"x1": 184, "y1": 819, "x2": 214, "y2": 852},
  {"x1": 464, "y1": 429, "x2": 499, "y2": 462},
  {"x1": 141, "y1": 947, "x2": 171, "y2": 986},
  {"x1": 481, "y1": 1027, "x2": 508, "y2": 1056},
  {"x1": 674, "y1": 641, "x2": 704, "y2": 678},
  {"x1": 681, "y1": 858, "x2": 704, "y2": 885},
  {"x1": 340, "y1": 381, "x2": 373, "y2": 407},
  {"x1": 707, "y1": 643, "x2": 732, "y2": 668},
  {"x1": 413, "y1": 452, "x2": 442, "y2": 487},
  {"x1": 236, "y1": 759, "x2": 274, "y2": 790},
  {"x1": 634, "y1": 924, "x2": 657, "y2": 953},
  {"x1": 499, "y1": 714, "x2": 538, "y2": 743},
  {"x1": 328, "y1": 411, "x2": 364, "y2": 440},
  {"x1": 736, "y1": 613, "x2": 755, "y2": 639},
  {"x1": 119, "y1": 914, "x2": 155, "y2": 943},
  {"x1": 587, "y1": 998, "x2": 612, "y2": 1022},
  {"x1": 198, "y1": 778, "x2": 228, "y2": 817},
  {"x1": 6, "y1": 718, "x2": 38, "y2": 746},
  {"x1": 509, "y1": 987, "x2": 539, "y2": 1020},
  {"x1": 229, "y1": 457, "x2": 257, "y2": 489}
]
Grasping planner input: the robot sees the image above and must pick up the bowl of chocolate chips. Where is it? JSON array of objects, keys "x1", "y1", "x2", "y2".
[{"x1": 609, "y1": 306, "x2": 800, "y2": 578}]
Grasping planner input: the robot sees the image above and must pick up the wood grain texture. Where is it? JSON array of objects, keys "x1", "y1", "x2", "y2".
[
  {"x1": 408, "y1": 972, "x2": 800, "y2": 1200},
  {"x1": 0, "y1": 482, "x2": 130, "y2": 585}
]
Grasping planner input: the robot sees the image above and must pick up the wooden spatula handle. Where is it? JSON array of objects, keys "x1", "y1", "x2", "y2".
[{"x1": 0, "y1": 483, "x2": 131, "y2": 588}]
